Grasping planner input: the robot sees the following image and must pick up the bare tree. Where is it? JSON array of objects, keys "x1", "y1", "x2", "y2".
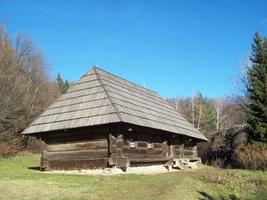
[
  {"x1": 0, "y1": 24, "x2": 60, "y2": 156},
  {"x1": 174, "y1": 97, "x2": 179, "y2": 110},
  {"x1": 213, "y1": 97, "x2": 224, "y2": 132},
  {"x1": 191, "y1": 95, "x2": 195, "y2": 127}
]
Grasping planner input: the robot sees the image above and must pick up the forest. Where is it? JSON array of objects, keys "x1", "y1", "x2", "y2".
[
  {"x1": 167, "y1": 32, "x2": 267, "y2": 170},
  {"x1": 0, "y1": 25, "x2": 68, "y2": 156},
  {"x1": 0, "y1": 24, "x2": 266, "y2": 171}
]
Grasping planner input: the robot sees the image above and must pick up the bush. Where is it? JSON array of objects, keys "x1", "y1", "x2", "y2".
[
  {"x1": 0, "y1": 137, "x2": 24, "y2": 158},
  {"x1": 234, "y1": 144, "x2": 267, "y2": 171},
  {"x1": 0, "y1": 143, "x2": 18, "y2": 158}
]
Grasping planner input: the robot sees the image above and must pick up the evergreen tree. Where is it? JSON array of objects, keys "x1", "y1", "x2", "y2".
[
  {"x1": 56, "y1": 73, "x2": 70, "y2": 93},
  {"x1": 194, "y1": 92, "x2": 215, "y2": 135},
  {"x1": 245, "y1": 32, "x2": 267, "y2": 142}
]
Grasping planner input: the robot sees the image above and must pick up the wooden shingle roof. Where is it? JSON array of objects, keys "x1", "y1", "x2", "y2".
[{"x1": 22, "y1": 67, "x2": 207, "y2": 141}]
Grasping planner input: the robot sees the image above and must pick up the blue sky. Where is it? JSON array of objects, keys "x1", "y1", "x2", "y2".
[{"x1": 0, "y1": 0, "x2": 266, "y2": 98}]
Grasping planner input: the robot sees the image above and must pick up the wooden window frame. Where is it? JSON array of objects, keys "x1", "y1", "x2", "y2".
[
  {"x1": 147, "y1": 143, "x2": 153, "y2": 149},
  {"x1": 129, "y1": 141, "x2": 136, "y2": 148}
]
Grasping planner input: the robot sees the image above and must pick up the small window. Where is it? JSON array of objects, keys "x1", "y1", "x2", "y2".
[
  {"x1": 147, "y1": 143, "x2": 153, "y2": 148},
  {"x1": 129, "y1": 142, "x2": 136, "y2": 148}
]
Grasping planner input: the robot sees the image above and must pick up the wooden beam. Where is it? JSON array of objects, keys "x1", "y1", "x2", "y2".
[
  {"x1": 48, "y1": 158, "x2": 108, "y2": 170},
  {"x1": 47, "y1": 149, "x2": 108, "y2": 161},
  {"x1": 46, "y1": 140, "x2": 107, "y2": 152}
]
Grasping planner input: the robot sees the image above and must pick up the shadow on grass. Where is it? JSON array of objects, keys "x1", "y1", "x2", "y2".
[
  {"x1": 28, "y1": 166, "x2": 40, "y2": 171},
  {"x1": 198, "y1": 191, "x2": 216, "y2": 200},
  {"x1": 198, "y1": 191, "x2": 239, "y2": 200}
]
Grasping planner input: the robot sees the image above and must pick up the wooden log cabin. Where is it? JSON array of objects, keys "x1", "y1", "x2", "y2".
[{"x1": 22, "y1": 67, "x2": 207, "y2": 171}]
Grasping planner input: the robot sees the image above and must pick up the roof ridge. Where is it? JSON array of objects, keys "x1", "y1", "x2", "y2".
[
  {"x1": 93, "y1": 67, "x2": 124, "y2": 122},
  {"x1": 93, "y1": 66, "x2": 159, "y2": 95}
]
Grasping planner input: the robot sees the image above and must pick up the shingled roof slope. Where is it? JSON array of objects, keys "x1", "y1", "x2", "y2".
[{"x1": 22, "y1": 67, "x2": 207, "y2": 141}]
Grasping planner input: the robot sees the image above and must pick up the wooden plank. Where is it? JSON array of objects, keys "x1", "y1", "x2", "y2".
[
  {"x1": 130, "y1": 158, "x2": 169, "y2": 163},
  {"x1": 44, "y1": 130, "x2": 108, "y2": 144},
  {"x1": 48, "y1": 158, "x2": 108, "y2": 170},
  {"x1": 167, "y1": 145, "x2": 174, "y2": 158},
  {"x1": 183, "y1": 150, "x2": 197, "y2": 157},
  {"x1": 122, "y1": 146, "x2": 163, "y2": 155},
  {"x1": 47, "y1": 140, "x2": 108, "y2": 152},
  {"x1": 40, "y1": 150, "x2": 49, "y2": 170},
  {"x1": 153, "y1": 143, "x2": 163, "y2": 149},
  {"x1": 174, "y1": 150, "x2": 182, "y2": 155},
  {"x1": 109, "y1": 134, "x2": 116, "y2": 153},
  {"x1": 137, "y1": 141, "x2": 148, "y2": 148},
  {"x1": 47, "y1": 149, "x2": 108, "y2": 161},
  {"x1": 184, "y1": 146, "x2": 196, "y2": 150},
  {"x1": 108, "y1": 133, "x2": 127, "y2": 168},
  {"x1": 175, "y1": 145, "x2": 183, "y2": 150},
  {"x1": 40, "y1": 141, "x2": 49, "y2": 170},
  {"x1": 125, "y1": 153, "x2": 165, "y2": 159},
  {"x1": 162, "y1": 141, "x2": 167, "y2": 155}
]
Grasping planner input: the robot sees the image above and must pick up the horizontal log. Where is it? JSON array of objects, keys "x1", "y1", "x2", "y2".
[
  {"x1": 153, "y1": 143, "x2": 163, "y2": 149},
  {"x1": 173, "y1": 154, "x2": 182, "y2": 158},
  {"x1": 45, "y1": 133, "x2": 107, "y2": 144},
  {"x1": 48, "y1": 158, "x2": 108, "y2": 170},
  {"x1": 122, "y1": 146, "x2": 163, "y2": 155},
  {"x1": 47, "y1": 140, "x2": 108, "y2": 152},
  {"x1": 174, "y1": 150, "x2": 182, "y2": 155},
  {"x1": 183, "y1": 149, "x2": 197, "y2": 152},
  {"x1": 184, "y1": 153, "x2": 196, "y2": 157},
  {"x1": 130, "y1": 158, "x2": 169, "y2": 163},
  {"x1": 47, "y1": 149, "x2": 108, "y2": 161},
  {"x1": 122, "y1": 142, "x2": 165, "y2": 149},
  {"x1": 184, "y1": 146, "x2": 197, "y2": 150},
  {"x1": 137, "y1": 141, "x2": 148, "y2": 148},
  {"x1": 124, "y1": 153, "x2": 166, "y2": 160},
  {"x1": 174, "y1": 145, "x2": 183, "y2": 150}
]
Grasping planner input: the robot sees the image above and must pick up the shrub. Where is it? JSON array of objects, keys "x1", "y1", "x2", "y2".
[
  {"x1": 0, "y1": 137, "x2": 24, "y2": 158},
  {"x1": 0, "y1": 142, "x2": 18, "y2": 158},
  {"x1": 234, "y1": 144, "x2": 267, "y2": 171}
]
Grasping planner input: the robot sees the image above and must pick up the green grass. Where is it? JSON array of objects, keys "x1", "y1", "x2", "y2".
[{"x1": 0, "y1": 155, "x2": 266, "y2": 200}]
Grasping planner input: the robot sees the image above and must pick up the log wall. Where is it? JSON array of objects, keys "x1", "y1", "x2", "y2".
[
  {"x1": 39, "y1": 124, "x2": 199, "y2": 170},
  {"x1": 122, "y1": 141, "x2": 168, "y2": 163},
  {"x1": 41, "y1": 137, "x2": 109, "y2": 170}
]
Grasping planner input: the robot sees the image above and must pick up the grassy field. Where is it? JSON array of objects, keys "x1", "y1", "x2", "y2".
[{"x1": 0, "y1": 155, "x2": 266, "y2": 200}]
